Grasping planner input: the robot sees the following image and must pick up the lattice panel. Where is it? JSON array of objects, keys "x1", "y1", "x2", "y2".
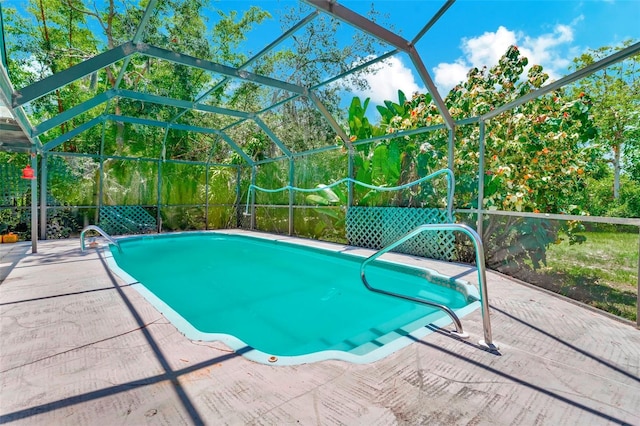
[
  {"x1": 346, "y1": 207, "x2": 455, "y2": 261},
  {"x1": 0, "y1": 163, "x2": 30, "y2": 207},
  {"x1": 99, "y1": 206, "x2": 156, "y2": 235}
]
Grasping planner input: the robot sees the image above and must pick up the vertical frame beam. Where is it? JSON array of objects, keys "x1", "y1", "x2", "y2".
[
  {"x1": 289, "y1": 159, "x2": 294, "y2": 236},
  {"x1": 477, "y1": 121, "x2": 486, "y2": 238},
  {"x1": 30, "y1": 153, "x2": 38, "y2": 253},
  {"x1": 347, "y1": 146, "x2": 354, "y2": 208},
  {"x1": 448, "y1": 127, "x2": 455, "y2": 173},
  {"x1": 97, "y1": 123, "x2": 107, "y2": 225},
  {"x1": 250, "y1": 166, "x2": 257, "y2": 230},
  {"x1": 204, "y1": 163, "x2": 210, "y2": 230},
  {"x1": 157, "y1": 159, "x2": 163, "y2": 233},
  {"x1": 235, "y1": 166, "x2": 242, "y2": 228},
  {"x1": 39, "y1": 153, "x2": 47, "y2": 239},
  {"x1": 0, "y1": 4, "x2": 8, "y2": 69}
]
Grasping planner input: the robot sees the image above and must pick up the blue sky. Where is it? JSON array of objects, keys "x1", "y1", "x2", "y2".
[
  {"x1": 216, "y1": 0, "x2": 639, "y2": 108},
  {"x1": 342, "y1": 0, "x2": 639, "y2": 101}
]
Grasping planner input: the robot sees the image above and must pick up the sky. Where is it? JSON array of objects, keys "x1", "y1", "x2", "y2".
[
  {"x1": 213, "y1": 0, "x2": 639, "y2": 115},
  {"x1": 336, "y1": 0, "x2": 640, "y2": 105}
]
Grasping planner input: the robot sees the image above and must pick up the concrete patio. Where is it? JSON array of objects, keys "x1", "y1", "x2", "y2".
[{"x1": 1, "y1": 233, "x2": 639, "y2": 425}]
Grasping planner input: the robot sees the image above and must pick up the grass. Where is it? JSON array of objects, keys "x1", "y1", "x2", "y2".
[{"x1": 536, "y1": 231, "x2": 638, "y2": 322}]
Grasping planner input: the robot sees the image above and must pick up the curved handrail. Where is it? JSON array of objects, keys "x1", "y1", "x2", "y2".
[
  {"x1": 360, "y1": 223, "x2": 494, "y2": 348},
  {"x1": 80, "y1": 225, "x2": 122, "y2": 253},
  {"x1": 362, "y1": 270, "x2": 467, "y2": 338},
  {"x1": 245, "y1": 168, "x2": 455, "y2": 222}
]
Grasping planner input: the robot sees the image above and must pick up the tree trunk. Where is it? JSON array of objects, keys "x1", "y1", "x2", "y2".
[{"x1": 613, "y1": 143, "x2": 621, "y2": 200}]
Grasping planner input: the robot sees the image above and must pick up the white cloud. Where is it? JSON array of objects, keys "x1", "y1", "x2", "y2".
[
  {"x1": 433, "y1": 23, "x2": 576, "y2": 94},
  {"x1": 464, "y1": 26, "x2": 518, "y2": 68},
  {"x1": 349, "y1": 56, "x2": 425, "y2": 105},
  {"x1": 433, "y1": 60, "x2": 469, "y2": 91},
  {"x1": 520, "y1": 24, "x2": 574, "y2": 75}
]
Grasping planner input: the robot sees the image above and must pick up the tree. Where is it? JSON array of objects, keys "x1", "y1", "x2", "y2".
[
  {"x1": 3, "y1": 0, "x2": 100, "y2": 150},
  {"x1": 346, "y1": 46, "x2": 598, "y2": 272},
  {"x1": 4, "y1": 0, "x2": 272, "y2": 158},
  {"x1": 571, "y1": 40, "x2": 640, "y2": 199},
  {"x1": 228, "y1": 5, "x2": 387, "y2": 154}
]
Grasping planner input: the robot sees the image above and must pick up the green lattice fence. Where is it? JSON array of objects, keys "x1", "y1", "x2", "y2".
[
  {"x1": 99, "y1": 206, "x2": 156, "y2": 235},
  {"x1": 346, "y1": 207, "x2": 455, "y2": 260}
]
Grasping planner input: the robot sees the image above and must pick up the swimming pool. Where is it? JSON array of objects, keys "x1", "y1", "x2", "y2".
[{"x1": 106, "y1": 231, "x2": 480, "y2": 365}]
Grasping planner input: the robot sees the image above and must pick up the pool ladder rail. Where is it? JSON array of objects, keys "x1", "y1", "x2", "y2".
[
  {"x1": 80, "y1": 225, "x2": 122, "y2": 253},
  {"x1": 360, "y1": 223, "x2": 497, "y2": 351}
]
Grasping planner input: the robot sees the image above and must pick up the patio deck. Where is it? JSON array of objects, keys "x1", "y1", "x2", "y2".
[{"x1": 1, "y1": 232, "x2": 639, "y2": 425}]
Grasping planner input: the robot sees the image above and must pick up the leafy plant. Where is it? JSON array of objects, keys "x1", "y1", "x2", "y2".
[
  {"x1": 347, "y1": 91, "x2": 449, "y2": 207},
  {"x1": 304, "y1": 185, "x2": 347, "y2": 241}
]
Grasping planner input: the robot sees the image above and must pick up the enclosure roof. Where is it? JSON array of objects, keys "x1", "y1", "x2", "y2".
[{"x1": 0, "y1": 0, "x2": 639, "y2": 163}]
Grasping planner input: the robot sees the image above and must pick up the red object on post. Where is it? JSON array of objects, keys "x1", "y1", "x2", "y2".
[{"x1": 21, "y1": 165, "x2": 35, "y2": 179}]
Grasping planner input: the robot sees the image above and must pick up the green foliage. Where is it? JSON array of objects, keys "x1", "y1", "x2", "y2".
[
  {"x1": 585, "y1": 174, "x2": 640, "y2": 218},
  {"x1": 303, "y1": 184, "x2": 346, "y2": 242},
  {"x1": 4, "y1": 0, "x2": 275, "y2": 160},
  {"x1": 448, "y1": 46, "x2": 598, "y2": 270},
  {"x1": 347, "y1": 90, "x2": 449, "y2": 207},
  {"x1": 447, "y1": 46, "x2": 598, "y2": 215},
  {"x1": 0, "y1": 208, "x2": 25, "y2": 237},
  {"x1": 570, "y1": 40, "x2": 640, "y2": 197},
  {"x1": 2, "y1": 0, "x2": 390, "y2": 244},
  {"x1": 348, "y1": 97, "x2": 377, "y2": 148},
  {"x1": 227, "y1": 7, "x2": 387, "y2": 155},
  {"x1": 46, "y1": 156, "x2": 99, "y2": 206},
  {"x1": 254, "y1": 161, "x2": 289, "y2": 205},
  {"x1": 344, "y1": 46, "x2": 600, "y2": 271}
]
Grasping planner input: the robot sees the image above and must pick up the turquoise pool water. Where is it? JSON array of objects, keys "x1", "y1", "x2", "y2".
[{"x1": 107, "y1": 232, "x2": 479, "y2": 365}]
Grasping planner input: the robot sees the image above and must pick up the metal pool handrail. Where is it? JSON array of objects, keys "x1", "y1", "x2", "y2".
[
  {"x1": 80, "y1": 225, "x2": 122, "y2": 253},
  {"x1": 360, "y1": 223, "x2": 495, "y2": 349}
]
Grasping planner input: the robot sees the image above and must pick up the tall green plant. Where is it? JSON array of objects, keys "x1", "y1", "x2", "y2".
[
  {"x1": 347, "y1": 91, "x2": 450, "y2": 207},
  {"x1": 570, "y1": 40, "x2": 640, "y2": 197}
]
